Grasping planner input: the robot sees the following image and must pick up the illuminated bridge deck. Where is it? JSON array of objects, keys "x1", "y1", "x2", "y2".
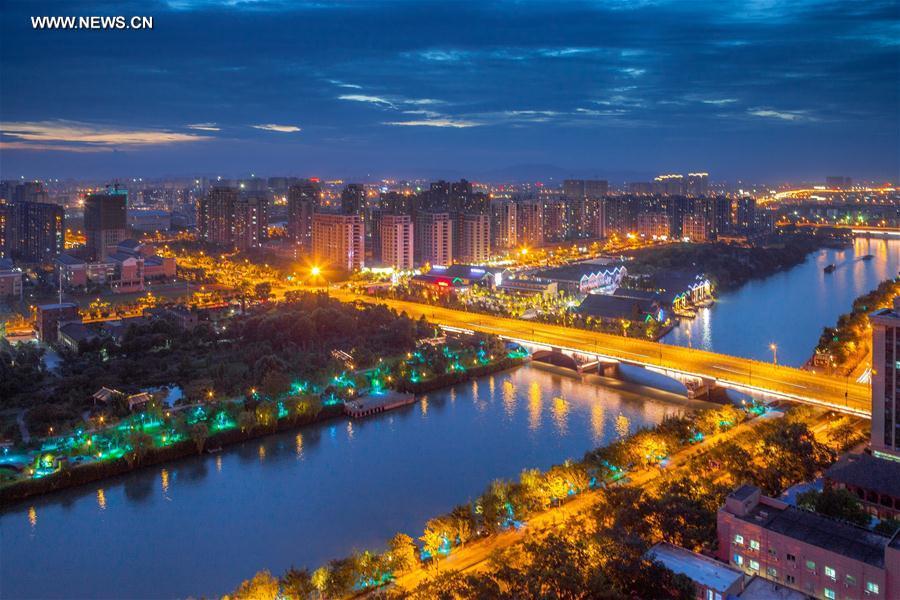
[{"x1": 332, "y1": 292, "x2": 871, "y2": 417}]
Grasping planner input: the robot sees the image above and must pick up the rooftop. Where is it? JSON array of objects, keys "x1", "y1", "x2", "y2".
[
  {"x1": 646, "y1": 542, "x2": 744, "y2": 593},
  {"x1": 58, "y1": 322, "x2": 98, "y2": 344},
  {"x1": 532, "y1": 261, "x2": 626, "y2": 282},
  {"x1": 55, "y1": 254, "x2": 86, "y2": 266},
  {"x1": 825, "y1": 452, "x2": 900, "y2": 499},
  {"x1": 737, "y1": 499, "x2": 889, "y2": 568},
  {"x1": 577, "y1": 293, "x2": 659, "y2": 321}
]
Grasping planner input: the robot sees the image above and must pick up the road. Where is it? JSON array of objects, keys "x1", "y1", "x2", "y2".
[{"x1": 326, "y1": 290, "x2": 871, "y2": 416}]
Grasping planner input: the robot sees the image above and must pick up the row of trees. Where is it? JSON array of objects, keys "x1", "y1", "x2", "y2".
[
  {"x1": 815, "y1": 277, "x2": 899, "y2": 373},
  {"x1": 225, "y1": 403, "x2": 756, "y2": 599}
]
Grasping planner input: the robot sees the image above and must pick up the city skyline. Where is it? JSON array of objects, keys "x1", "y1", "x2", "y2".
[{"x1": 1, "y1": 0, "x2": 898, "y2": 180}]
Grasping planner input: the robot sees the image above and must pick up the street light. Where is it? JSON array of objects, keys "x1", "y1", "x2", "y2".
[
  {"x1": 310, "y1": 265, "x2": 321, "y2": 277},
  {"x1": 769, "y1": 343, "x2": 777, "y2": 367}
]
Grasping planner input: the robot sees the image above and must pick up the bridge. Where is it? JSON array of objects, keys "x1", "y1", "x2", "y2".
[{"x1": 331, "y1": 291, "x2": 871, "y2": 417}]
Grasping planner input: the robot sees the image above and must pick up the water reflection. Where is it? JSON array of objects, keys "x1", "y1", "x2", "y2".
[
  {"x1": 527, "y1": 381, "x2": 543, "y2": 431},
  {"x1": 663, "y1": 238, "x2": 899, "y2": 365},
  {"x1": 1, "y1": 364, "x2": 695, "y2": 600}
]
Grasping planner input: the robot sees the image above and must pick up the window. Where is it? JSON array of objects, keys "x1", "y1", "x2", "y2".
[
  {"x1": 749, "y1": 560, "x2": 760, "y2": 572},
  {"x1": 824, "y1": 566, "x2": 836, "y2": 580},
  {"x1": 733, "y1": 553, "x2": 744, "y2": 566},
  {"x1": 750, "y1": 539, "x2": 760, "y2": 551},
  {"x1": 824, "y1": 588, "x2": 836, "y2": 600},
  {"x1": 805, "y1": 560, "x2": 816, "y2": 571},
  {"x1": 785, "y1": 575, "x2": 795, "y2": 585},
  {"x1": 786, "y1": 553, "x2": 796, "y2": 562},
  {"x1": 866, "y1": 582, "x2": 880, "y2": 594},
  {"x1": 846, "y1": 575, "x2": 857, "y2": 586},
  {"x1": 734, "y1": 534, "x2": 744, "y2": 545},
  {"x1": 766, "y1": 567, "x2": 777, "y2": 578}
]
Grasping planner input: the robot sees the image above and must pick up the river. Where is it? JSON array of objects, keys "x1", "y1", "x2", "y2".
[
  {"x1": 2, "y1": 236, "x2": 896, "y2": 599},
  {"x1": 0, "y1": 365, "x2": 698, "y2": 599},
  {"x1": 662, "y1": 237, "x2": 899, "y2": 366}
]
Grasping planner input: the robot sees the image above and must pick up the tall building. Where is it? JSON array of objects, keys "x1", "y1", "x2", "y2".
[
  {"x1": 414, "y1": 212, "x2": 453, "y2": 266},
  {"x1": 685, "y1": 172, "x2": 709, "y2": 197},
  {"x1": 12, "y1": 181, "x2": 50, "y2": 204},
  {"x1": 340, "y1": 184, "x2": 366, "y2": 216},
  {"x1": 287, "y1": 179, "x2": 320, "y2": 249},
  {"x1": 84, "y1": 188, "x2": 128, "y2": 260},
  {"x1": 653, "y1": 174, "x2": 684, "y2": 196},
  {"x1": 516, "y1": 200, "x2": 544, "y2": 248},
  {"x1": 0, "y1": 200, "x2": 7, "y2": 257},
  {"x1": 564, "y1": 179, "x2": 608, "y2": 201},
  {"x1": 826, "y1": 176, "x2": 853, "y2": 189},
  {"x1": 456, "y1": 213, "x2": 491, "y2": 264},
  {"x1": 233, "y1": 195, "x2": 267, "y2": 250},
  {"x1": 5, "y1": 200, "x2": 64, "y2": 261},
  {"x1": 312, "y1": 212, "x2": 364, "y2": 271},
  {"x1": 542, "y1": 195, "x2": 570, "y2": 242},
  {"x1": 733, "y1": 197, "x2": 757, "y2": 231},
  {"x1": 871, "y1": 297, "x2": 900, "y2": 460},
  {"x1": 199, "y1": 187, "x2": 266, "y2": 250},
  {"x1": 489, "y1": 199, "x2": 517, "y2": 250},
  {"x1": 379, "y1": 214, "x2": 414, "y2": 271}
]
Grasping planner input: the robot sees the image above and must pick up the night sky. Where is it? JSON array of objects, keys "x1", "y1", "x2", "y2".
[{"x1": 1, "y1": 0, "x2": 898, "y2": 181}]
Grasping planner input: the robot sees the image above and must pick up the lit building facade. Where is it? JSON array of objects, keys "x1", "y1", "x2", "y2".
[
  {"x1": 312, "y1": 212, "x2": 364, "y2": 271},
  {"x1": 871, "y1": 297, "x2": 900, "y2": 461},
  {"x1": 414, "y1": 211, "x2": 453, "y2": 266},
  {"x1": 457, "y1": 213, "x2": 491, "y2": 264},
  {"x1": 379, "y1": 214, "x2": 413, "y2": 271},
  {"x1": 84, "y1": 189, "x2": 128, "y2": 260}
]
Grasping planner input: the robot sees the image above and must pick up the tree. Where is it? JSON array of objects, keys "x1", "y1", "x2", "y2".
[
  {"x1": 387, "y1": 533, "x2": 418, "y2": 573},
  {"x1": 280, "y1": 567, "x2": 315, "y2": 600},
  {"x1": 189, "y1": 422, "x2": 209, "y2": 454},
  {"x1": 310, "y1": 567, "x2": 329, "y2": 599},
  {"x1": 796, "y1": 488, "x2": 870, "y2": 527},
  {"x1": 254, "y1": 281, "x2": 273, "y2": 301},
  {"x1": 126, "y1": 430, "x2": 153, "y2": 466},
  {"x1": 238, "y1": 410, "x2": 256, "y2": 432},
  {"x1": 232, "y1": 570, "x2": 279, "y2": 600}
]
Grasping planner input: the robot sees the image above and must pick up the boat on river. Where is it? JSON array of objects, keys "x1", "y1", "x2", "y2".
[
  {"x1": 861, "y1": 254, "x2": 874, "y2": 261},
  {"x1": 824, "y1": 264, "x2": 836, "y2": 273}
]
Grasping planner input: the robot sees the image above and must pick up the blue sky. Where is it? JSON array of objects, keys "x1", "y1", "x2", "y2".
[{"x1": 0, "y1": 0, "x2": 897, "y2": 181}]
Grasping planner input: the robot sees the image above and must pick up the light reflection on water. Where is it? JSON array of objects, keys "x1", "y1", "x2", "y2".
[
  {"x1": 1, "y1": 364, "x2": 686, "y2": 600},
  {"x1": 663, "y1": 238, "x2": 899, "y2": 366}
]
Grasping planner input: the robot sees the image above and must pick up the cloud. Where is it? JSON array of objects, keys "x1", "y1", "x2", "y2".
[
  {"x1": 327, "y1": 79, "x2": 363, "y2": 89},
  {"x1": 384, "y1": 118, "x2": 479, "y2": 128},
  {"x1": 700, "y1": 98, "x2": 738, "y2": 105},
  {"x1": 251, "y1": 123, "x2": 302, "y2": 132},
  {"x1": 338, "y1": 94, "x2": 397, "y2": 108},
  {"x1": 187, "y1": 122, "x2": 221, "y2": 131},
  {"x1": 747, "y1": 108, "x2": 812, "y2": 121},
  {"x1": 0, "y1": 120, "x2": 208, "y2": 147}
]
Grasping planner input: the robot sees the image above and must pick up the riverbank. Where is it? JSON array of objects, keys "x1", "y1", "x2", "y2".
[
  {"x1": 0, "y1": 357, "x2": 525, "y2": 507},
  {"x1": 809, "y1": 276, "x2": 899, "y2": 375},
  {"x1": 624, "y1": 230, "x2": 850, "y2": 291}
]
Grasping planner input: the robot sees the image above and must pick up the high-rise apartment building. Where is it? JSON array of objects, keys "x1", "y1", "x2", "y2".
[
  {"x1": 516, "y1": 200, "x2": 544, "y2": 248},
  {"x1": 414, "y1": 211, "x2": 453, "y2": 266},
  {"x1": 733, "y1": 197, "x2": 757, "y2": 231},
  {"x1": 457, "y1": 213, "x2": 491, "y2": 264},
  {"x1": 198, "y1": 187, "x2": 266, "y2": 250},
  {"x1": 489, "y1": 199, "x2": 517, "y2": 250},
  {"x1": 4, "y1": 200, "x2": 64, "y2": 262},
  {"x1": 84, "y1": 188, "x2": 128, "y2": 260},
  {"x1": 653, "y1": 174, "x2": 685, "y2": 196},
  {"x1": 685, "y1": 172, "x2": 709, "y2": 197},
  {"x1": 871, "y1": 298, "x2": 900, "y2": 460},
  {"x1": 312, "y1": 212, "x2": 364, "y2": 271},
  {"x1": 340, "y1": 184, "x2": 366, "y2": 216},
  {"x1": 287, "y1": 179, "x2": 320, "y2": 249},
  {"x1": 379, "y1": 214, "x2": 414, "y2": 271}
]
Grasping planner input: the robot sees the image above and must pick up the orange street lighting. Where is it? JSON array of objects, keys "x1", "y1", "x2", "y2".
[{"x1": 769, "y1": 343, "x2": 778, "y2": 366}]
